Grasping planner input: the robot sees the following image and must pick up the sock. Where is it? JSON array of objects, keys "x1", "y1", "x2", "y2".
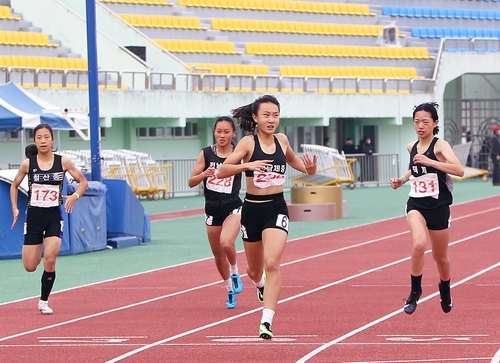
[
  {"x1": 261, "y1": 308, "x2": 275, "y2": 325},
  {"x1": 224, "y1": 278, "x2": 233, "y2": 292},
  {"x1": 440, "y1": 278, "x2": 450, "y2": 290},
  {"x1": 230, "y1": 263, "x2": 239, "y2": 276},
  {"x1": 411, "y1": 274, "x2": 422, "y2": 293},
  {"x1": 254, "y1": 277, "x2": 265, "y2": 289},
  {"x1": 41, "y1": 270, "x2": 56, "y2": 301}
]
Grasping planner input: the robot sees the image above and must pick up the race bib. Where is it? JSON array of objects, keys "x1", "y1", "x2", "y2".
[
  {"x1": 408, "y1": 173, "x2": 439, "y2": 199},
  {"x1": 253, "y1": 172, "x2": 286, "y2": 189},
  {"x1": 206, "y1": 174, "x2": 234, "y2": 194},
  {"x1": 30, "y1": 183, "x2": 60, "y2": 207}
]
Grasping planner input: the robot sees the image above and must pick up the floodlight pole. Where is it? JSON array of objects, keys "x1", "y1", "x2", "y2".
[{"x1": 85, "y1": 0, "x2": 101, "y2": 181}]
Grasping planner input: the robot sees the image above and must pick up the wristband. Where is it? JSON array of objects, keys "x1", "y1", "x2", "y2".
[
  {"x1": 74, "y1": 192, "x2": 80, "y2": 199},
  {"x1": 401, "y1": 175, "x2": 408, "y2": 184}
]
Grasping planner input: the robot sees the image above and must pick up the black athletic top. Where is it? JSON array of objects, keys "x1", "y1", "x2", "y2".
[
  {"x1": 245, "y1": 134, "x2": 286, "y2": 174},
  {"x1": 202, "y1": 145, "x2": 242, "y2": 209},
  {"x1": 407, "y1": 137, "x2": 452, "y2": 209},
  {"x1": 27, "y1": 154, "x2": 64, "y2": 208}
]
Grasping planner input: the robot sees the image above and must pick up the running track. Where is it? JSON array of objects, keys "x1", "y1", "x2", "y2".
[{"x1": 0, "y1": 196, "x2": 499, "y2": 363}]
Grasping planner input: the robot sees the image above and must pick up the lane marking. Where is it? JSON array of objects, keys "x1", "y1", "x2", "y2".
[
  {"x1": 0, "y1": 206, "x2": 498, "y2": 361},
  {"x1": 492, "y1": 347, "x2": 500, "y2": 363},
  {"x1": 295, "y1": 261, "x2": 500, "y2": 363},
  {"x1": 2, "y1": 204, "x2": 498, "y2": 307},
  {"x1": 104, "y1": 227, "x2": 500, "y2": 362}
]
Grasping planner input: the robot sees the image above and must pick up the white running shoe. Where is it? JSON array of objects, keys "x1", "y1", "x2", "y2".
[{"x1": 38, "y1": 300, "x2": 53, "y2": 315}]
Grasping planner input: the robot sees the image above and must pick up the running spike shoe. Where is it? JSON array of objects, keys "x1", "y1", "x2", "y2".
[
  {"x1": 403, "y1": 290, "x2": 422, "y2": 315},
  {"x1": 226, "y1": 291, "x2": 236, "y2": 309},
  {"x1": 231, "y1": 274, "x2": 243, "y2": 294},
  {"x1": 438, "y1": 281, "x2": 453, "y2": 313},
  {"x1": 38, "y1": 300, "x2": 53, "y2": 315},
  {"x1": 259, "y1": 322, "x2": 273, "y2": 340}
]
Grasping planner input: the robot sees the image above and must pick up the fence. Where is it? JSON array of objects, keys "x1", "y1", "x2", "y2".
[{"x1": 156, "y1": 153, "x2": 399, "y2": 197}]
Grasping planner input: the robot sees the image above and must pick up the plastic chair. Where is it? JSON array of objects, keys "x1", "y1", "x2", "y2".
[
  {"x1": 422, "y1": 7, "x2": 431, "y2": 18},
  {"x1": 414, "y1": 7, "x2": 423, "y2": 17},
  {"x1": 462, "y1": 9, "x2": 471, "y2": 19},
  {"x1": 430, "y1": 7, "x2": 439, "y2": 18}
]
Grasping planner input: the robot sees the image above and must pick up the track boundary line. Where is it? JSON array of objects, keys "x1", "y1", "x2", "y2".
[
  {"x1": 295, "y1": 260, "x2": 500, "y2": 363},
  {"x1": 103, "y1": 225, "x2": 500, "y2": 362},
  {"x1": 3, "y1": 200, "x2": 498, "y2": 307}
]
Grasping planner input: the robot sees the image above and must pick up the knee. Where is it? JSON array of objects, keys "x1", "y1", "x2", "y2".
[
  {"x1": 412, "y1": 241, "x2": 427, "y2": 256},
  {"x1": 433, "y1": 254, "x2": 449, "y2": 266},
  {"x1": 264, "y1": 257, "x2": 280, "y2": 273},
  {"x1": 24, "y1": 265, "x2": 37, "y2": 273},
  {"x1": 246, "y1": 265, "x2": 263, "y2": 281}
]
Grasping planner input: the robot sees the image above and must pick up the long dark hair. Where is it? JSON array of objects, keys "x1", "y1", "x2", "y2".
[
  {"x1": 231, "y1": 95, "x2": 280, "y2": 134},
  {"x1": 413, "y1": 102, "x2": 440, "y2": 135}
]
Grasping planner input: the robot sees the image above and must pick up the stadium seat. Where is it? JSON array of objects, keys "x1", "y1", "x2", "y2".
[{"x1": 462, "y1": 9, "x2": 471, "y2": 19}]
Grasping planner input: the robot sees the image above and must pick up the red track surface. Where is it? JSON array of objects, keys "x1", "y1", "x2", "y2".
[{"x1": 1, "y1": 196, "x2": 499, "y2": 363}]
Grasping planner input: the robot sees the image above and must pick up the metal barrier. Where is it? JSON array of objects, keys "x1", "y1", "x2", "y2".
[
  {"x1": 2, "y1": 66, "x2": 435, "y2": 94},
  {"x1": 8, "y1": 154, "x2": 398, "y2": 198}
]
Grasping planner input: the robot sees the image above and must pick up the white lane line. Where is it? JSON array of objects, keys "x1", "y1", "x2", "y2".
[
  {"x1": 491, "y1": 347, "x2": 500, "y2": 363},
  {"x1": 105, "y1": 226, "x2": 500, "y2": 362},
  {"x1": 2, "y1": 204, "x2": 498, "y2": 307},
  {"x1": 295, "y1": 261, "x2": 500, "y2": 363}
]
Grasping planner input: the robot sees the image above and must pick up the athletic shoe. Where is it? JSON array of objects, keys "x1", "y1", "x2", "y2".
[
  {"x1": 403, "y1": 290, "x2": 422, "y2": 315},
  {"x1": 257, "y1": 286, "x2": 264, "y2": 303},
  {"x1": 226, "y1": 291, "x2": 236, "y2": 309},
  {"x1": 438, "y1": 282, "x2": 453, "y2": 313},
  {"x1": 38, "y1": 300, "x2": 53, "y2": 315},
  {"x1": 259, "y1": 322, "x2": 273, "y2": 340},
  {"x1": 231, "y1": 274, "x2": 243, "y2": 294}
]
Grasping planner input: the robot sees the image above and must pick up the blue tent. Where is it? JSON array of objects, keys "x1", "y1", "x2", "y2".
[{"x1": 0, "y1": 82, "x2": 88, "y2": 131}]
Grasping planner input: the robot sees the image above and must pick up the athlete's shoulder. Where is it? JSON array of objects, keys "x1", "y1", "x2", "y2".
[{"x1": 406, "y1": 140, "x2": 418, "y2": 152}]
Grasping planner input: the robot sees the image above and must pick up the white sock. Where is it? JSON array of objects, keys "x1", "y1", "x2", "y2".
[
  {"x1": 230, "y1": 263, "x2": 239, "y2": 276},
  {"x1": 224, "y1": 278, "x2": 233, "y2": 292},
  {"x1": 261, "y1": 308, "x2": 275, "y2": 325},
  {"x1": 253, "y1": 277, "x2": 265, "y2": 288}
]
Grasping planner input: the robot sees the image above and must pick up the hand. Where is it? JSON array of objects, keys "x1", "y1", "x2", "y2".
[
  {"x1": 62, "y1": 194, "x2": 79, "y2": 213},
  {"x1": 204, "y1": 166, "x2": 216, "y2": 178},
  {"x1": 11, "y1": 208, "x2": 19, "y2": 229},
  {"x1": 249, "y1": 160, "x2": 273, "y2": 172},
  {"x1": 302, "y1": 154, "x2": 318, "y2": 175},
  {"x1": 390, "y1": 177, "x2": 403, "y2": 190},
  {"x1": 413, "y1": 153, "x2": 432, "y2": 166}
]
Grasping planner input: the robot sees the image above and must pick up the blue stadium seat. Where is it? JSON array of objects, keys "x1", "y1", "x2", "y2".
[
  {"x1": 438, "y1": 8, "x2": 447, "y2": 18},
  {"x1": 478, "y1": 10, "x2": 487, "y2": 20},
  {"x1": 444, "y1": 28, "x2": 453, "y2": 38},
  {"x1": 387, "y1": 5, "x2": 399, "y2": 17},
  {"x1": 435, "y1": 27, "x2": 445, "y2": 38},
  {"x1": 483, "y1": 28, "x2": 492, "y2": 38},
  {"x1": 414, "y1": 7, "x2": 423, "y2": 17},
  {"x1": 406, "y1": 7, "x2": 416, "y2": 17},
  {"x1": 381, "y1": 5, "x2": 391, "y2": 16},
  {"x1": 411, "y1": 27, "x2": 421, "y2": 37},
  {"x1": 398, "y1": 6, "x2": 408, "y2": 17},
  {"x1": 475, "y1": 29, "x2": 484, "y2": 38},
  {"x1": 446, "y1": 8, "x2": 455, "y2": 18},
  {"x1": 491, "y1": 29, "x2": 500, "y2": 38},
  {"x1": 445, "y1": 48, "x2": 457, "y2": 52},
  {"x1": 455, "y1": 9, "x2": 464, "y2": 19},
  {"x1": 495, "y1": 10, "x2": 500, "y2": 20},
  {"x1": 422, "y1": 7, "x2": 431, "y2": 18},
  {"x1": 470, "y1": 9, "x2": 479, "y2": 19},
  {"x1": 451, "y1": 28, "x2": 460, "y2": 37},
  {"x1": 462, "y1": 9, "x2": 471, "y2": 19},
  {"x1": 430, "y1": 7, "x2": 439, "y2": 18},
  {"x1": 460, "y1": 28, "x2": 469, "y2": 38},
  {"x1": 420, "y1": 27, "x2": 429, "y2": 38},
  {"x1": 486, "y1": 10, "x2": 494, "y2": 20},
  {"x1": 428, "y1": 27, "x2": 437, "y2": 38}
]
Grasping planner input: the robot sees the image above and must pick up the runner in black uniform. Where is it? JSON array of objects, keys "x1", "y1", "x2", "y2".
[
  {"x1": 390, "y1": 102, "x2": 464, "y2": 315},
  {"x1": 218, "y1": 95, "x2": 317, "y2": 339},
  {"x1": 188, "y1": 116, "x2": 243, "y2": 309},
  {"x1": 10, "y1": 124, "x2": 88, "y2": 315}
]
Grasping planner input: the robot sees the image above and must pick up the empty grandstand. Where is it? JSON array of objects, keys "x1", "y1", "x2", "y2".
[{"x1": 0, "y1": 0, "x2": 498, "y2": 185}]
